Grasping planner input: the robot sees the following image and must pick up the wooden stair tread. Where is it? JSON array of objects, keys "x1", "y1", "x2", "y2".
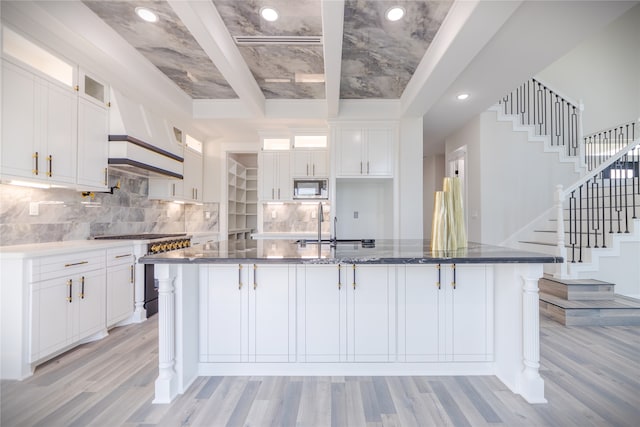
[
  {"x1": 540, "y1": 277, "x2": 614, "y2": 287},
  {"x1": 539, "y1": 292, "x2": 640, "y2": 309}
]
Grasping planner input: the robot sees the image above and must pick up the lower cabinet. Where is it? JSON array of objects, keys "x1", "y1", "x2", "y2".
[
  {"x1": 30, "y1": 262, "x2": 106, "y2": 362},
  {"x1": 297, "y1": 264, "x2": 395, "y2": 363},
  {"x1": 398, "y1": 264, "x2": 493, "y2": 362},
  {"x1": 199, "y1": 264, "x2": 295, "y2": 363},
  {"x1": 105, "y1": 247, "x2": 135, "y2": 327}
]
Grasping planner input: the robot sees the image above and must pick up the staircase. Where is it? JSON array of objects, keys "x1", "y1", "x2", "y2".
[
  {"x1": 539, "y1": 276, "x2": 640, "y2": 326},
  {"x1": 493, "y1": 78, "x2": 640, "y2": 325}
]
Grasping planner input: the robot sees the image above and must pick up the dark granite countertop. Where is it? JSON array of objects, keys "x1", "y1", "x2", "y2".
[{"x1": 138, "y1": 239, "x2": 562, "y2": 265}]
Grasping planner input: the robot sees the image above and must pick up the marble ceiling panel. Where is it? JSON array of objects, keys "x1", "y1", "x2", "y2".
[
  {"x1": 341, "y1": 0, "x2": 453, "y2": 99},
  {"x1": 212, "y1": 0, "x2": 324, "y2": 99},
  {"x1": 83, "y1": 0, "x2": 237, "y2": 99}
]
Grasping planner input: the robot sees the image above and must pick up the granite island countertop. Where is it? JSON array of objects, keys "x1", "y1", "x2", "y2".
[{"x1": 138, "y1": 239, "x2": 562, "y2": 265}]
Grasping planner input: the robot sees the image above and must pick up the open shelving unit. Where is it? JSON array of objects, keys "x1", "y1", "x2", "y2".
[{"x1": 227, "y1": 153, "x2": 257, "y2": 240}]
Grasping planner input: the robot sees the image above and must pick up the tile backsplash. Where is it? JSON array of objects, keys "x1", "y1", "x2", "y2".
[
  {"x1": 262, "y1": 202, "x2": 331, "y2": 234},
  {"x1": 0, "y1": 170, "x2": 218, "y2": 246}
]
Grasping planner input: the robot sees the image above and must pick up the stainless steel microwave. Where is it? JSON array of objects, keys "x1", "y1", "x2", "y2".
[{"x1": 293, "y1": 178, "x2": 328, "y2": 199}]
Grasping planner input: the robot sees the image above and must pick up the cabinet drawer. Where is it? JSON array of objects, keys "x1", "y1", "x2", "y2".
[
  {"x1": 31, "y1": 250, "x2": 105, "y2": 282},
  {"x1": 106, "y1": 246, "x2": 135, "y2": 267}
]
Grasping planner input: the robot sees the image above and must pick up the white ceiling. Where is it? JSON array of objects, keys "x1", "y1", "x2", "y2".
[{"x1": 2, "y1": 1, "x2": 636, "y2": 155}]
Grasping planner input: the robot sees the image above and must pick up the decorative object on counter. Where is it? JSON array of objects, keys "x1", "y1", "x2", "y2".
[
  {"x1": 431, "y1": 176, "x2": 467, "y2": 251},
  {"x1": 430, "y1": 191, "x2": 447, "y2": 252}
]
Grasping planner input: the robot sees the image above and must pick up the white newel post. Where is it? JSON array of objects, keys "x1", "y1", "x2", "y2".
[
  {"x1": 517, "y1": 273, "x2": 547, "y2": 403},
  {"x1": 153, "y1": 264, "x2": 178, "y2": 404},
  {"x1": 554, "y1": 185, "x2": 568, "y2": 278}
]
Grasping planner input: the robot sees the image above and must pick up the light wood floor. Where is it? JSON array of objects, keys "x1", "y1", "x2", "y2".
[{"x1": 2, "y1": 314, "x2": 639, "y2": 427}]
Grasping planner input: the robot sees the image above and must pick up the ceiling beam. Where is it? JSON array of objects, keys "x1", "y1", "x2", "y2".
[
  {"x1": 167, "y1": 0, "x2": 266, "y2": 118},
  {"x1": 400, "y1": 0, "x2": 522, "y2": 117},
  {"x1": 321, "y1": 0, "x2": 345, "y2": 118}
]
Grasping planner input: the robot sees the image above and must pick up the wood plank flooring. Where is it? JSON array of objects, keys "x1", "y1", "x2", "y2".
[{"x1": 2, "y1": 314, "x2": 639, "y2": 426}]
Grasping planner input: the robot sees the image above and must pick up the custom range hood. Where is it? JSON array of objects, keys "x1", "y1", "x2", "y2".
[{"x1": 108, "y1": 89, "x2": 183, "y2": 179}]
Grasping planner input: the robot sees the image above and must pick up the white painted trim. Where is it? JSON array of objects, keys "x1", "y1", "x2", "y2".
[{"x1": 321, "y1": 0, "x2": 344, "y2": 118}]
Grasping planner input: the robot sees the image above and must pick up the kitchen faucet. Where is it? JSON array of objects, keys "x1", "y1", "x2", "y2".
[
  {"x1": 331, "y1": 216, "x2": 338, "y2": 247},
  {"x1": 317, "y1": 202, "x2": 323, "y2": 245}
]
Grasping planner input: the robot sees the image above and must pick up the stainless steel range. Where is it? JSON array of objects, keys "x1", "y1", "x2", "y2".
[{"x1": 93, "y1": 233, "x2": 191, "y2": 318}]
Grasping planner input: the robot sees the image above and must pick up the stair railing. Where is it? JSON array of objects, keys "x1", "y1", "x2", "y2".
[
  {"x1": 555, "y1": 137, "x2": 640, "y2": 276},
  {"x1": 584, "y1": 121, "x2": 636, "y2": 171},
  {"x1": 498, "y1": 78, "x2": 584, "y2": 164}
]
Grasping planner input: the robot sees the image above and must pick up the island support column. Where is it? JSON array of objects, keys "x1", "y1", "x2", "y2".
[
  {"x1": 493, "y1": 263, "x2": 546, "y2": 404},
  {"x1": 152, "y1": 264, "x2": 178, "y2": 404}
]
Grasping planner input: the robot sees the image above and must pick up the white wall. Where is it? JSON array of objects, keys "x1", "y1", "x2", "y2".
[
  {"x1": 536, "y1": 4, "x2": 640, "y2": 134},
  {"x1": 336, "y1": 179, "x2": 393, "y2": 240},
  {"x1": 445, "y1": 111, "x2": 582, "y2": 245},
  {"x1": 399, "y1": 118, "x2": 423, "y2": 239},
  {"x1": 423, "y1": 154, "x2": 445, "y2": 239},
  {"x1": 578, "y1": 241, "x2": 640, "y2": 298}
]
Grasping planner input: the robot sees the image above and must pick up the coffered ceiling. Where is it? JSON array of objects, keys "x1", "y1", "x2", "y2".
[{"x1": 82, "y1": 0, "x2": 453, "y2": 101}]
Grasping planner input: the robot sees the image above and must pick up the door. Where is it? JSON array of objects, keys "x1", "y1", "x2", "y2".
[
  {"x1": 401, "y1": 265, "x2": 441, "y2": 362},
  {"x1": 199, "y1": 264, "x2": 248, "y2": 362},
  {"x1": 366, "y1": 128, "x2": 393, "y2": 176},
  {"x1": 76, "y1": 270, "x2": 106, "y2": 341},
  {"x1": 31, "y1": 277, "x2": 73, "y2": 361},
  {"x1": 259, "y1": 151, "x2": 277, "y2": 200},
  {"x1": 249, "y1": 264, "x2": 293, "y2": 362},
  {"x1": 106, "y1": 263, "x2": 134, "y2": 327},
  {"x1": 77, "y1": 97, "x2": 108, "y2": 190},
  {"x1": 347, "y1": 265, "x2": 394, "y2": 362},
  {"x1": 336, "y1": 128, "x2": 364, "y2": 176},
  {"x1": 299, "y1": 265, "x2": 345, "y2": 362},
  {"x1": 1, "y1": 59, "x2": 39, "y2": 180},
  {"x1": 43, "y1": 79, "x2": 77, "y2": 185}
]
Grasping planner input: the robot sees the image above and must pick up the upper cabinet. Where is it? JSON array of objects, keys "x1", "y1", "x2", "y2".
[
  {"x1": 1, "y1": 28, "x2": 109, "y2": 191},
  {"x1": 1, "y1": 59, "x2": 77, "y2": 187},
  {"x1": 259, "y1": 151, "x2": 291, "y2": 201},
  {"x1": 292, "y1": 149, "x2": 328, "y2": 178},
  {"x1": 334, "y1": 124, "x2": 396, "y2": 178}
]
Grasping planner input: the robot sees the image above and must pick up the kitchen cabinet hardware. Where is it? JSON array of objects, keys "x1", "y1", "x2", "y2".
[
  {"x1": 114, "y1": 254, "x2": 132, "y2": 259},
  {"x1": 238, "y1": 264, "x2": 243, "y2": 289},
  {"x1": 312, "y1": 164, "x2": 315, "y2": 176},
  {"x1": 103, "y1": 168, "x2": 108, "y2": 186},
  {"x1": 46, "y1": 155, "x2": 52, "y2": 177},
  {"x1": 436, "y1": 264, "x2": 441, "y2": 289},
  {"x1": 451, "y1": 264, "x2": 456, "y2": 289},
  {"x1": 352, "y1": 264, "x2": 357, "y2": 289},
  {"x1": 67, "y1": 279, "x2": 73, "y2": 302},
  {"x1": 74, "y1": 85, "x2": 79, "y2": 91},
  {"x1": 253, "y1": 264, "x2": 257, "y2": 290},
  {"x1": 337, "y1": 264, "x2": 342, "y2": 290},
  {"x1": 33, "y1": 152, "x2": 39, "y2": 175},
  {"x1": 130, "y1": 265, "x2": 134, "y2": 283},
  {"x1": 306, "y1": 164, "x2": 309, "y2": 175},
  {"x1": 367, "y1": 161, "x2": 370, "y2": 174},
  {"x1": 360, "y1": 161, "x2": 363, "y2": 174},
  {"x1": 80, "y1": 276, "x2": 85, "y2": 299},
  {"x1": 65, "y1": 261, "x2": 89, "y2": 267}
]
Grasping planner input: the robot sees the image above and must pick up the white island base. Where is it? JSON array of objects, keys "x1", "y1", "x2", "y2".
[{"x1": 151, "y1": 262, "x2": 547, "y2": 405}]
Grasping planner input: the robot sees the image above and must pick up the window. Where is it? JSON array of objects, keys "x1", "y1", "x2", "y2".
[
  {"x1": 293, "y1": 135, "x2": 327, "y2": 148},
  {"x1": 186, "y1": 134, "x2": 203, "y2": 153},
  {"x1": 262, "y1": 138, "x2": 291, "y2": 150}
]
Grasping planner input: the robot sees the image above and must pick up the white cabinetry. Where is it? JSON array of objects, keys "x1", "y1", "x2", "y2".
[
  {"x1": 398, "y1": 264, "x2": 493, "y2": 362},
  {"x1": 1, "y1": 59, "x2": 76, "y2": 186},
  {"x1": 297, "y1": 264, "x2": 346, "y2": 362},
  {"x1": 199, "y1": 264, "x2": 295, "y2": 363},
  {"x1": 335, "y1": 125, "x2": 395, "y2": 177},
  {"x1": 259, "y1": 151, "x2": 291, "y2": 201},
  {"x1": 77, "y1": 69, "x2": 109, "y2": 191},
  {"x1": 30, "y1": 250, "x2": 106, "y2": 362},
  {"x1": 105, "y1": 247, "x2": 135, "y2": 327},
  {"x1": 346, "y1": 264, "x2": 395, "y2": 362},
  {"x1": 148, "y1": 148, "x2": 202, "y2": 203},
  {"x1": 292, "y1": 149, "x2": 328, "y2": 177}
]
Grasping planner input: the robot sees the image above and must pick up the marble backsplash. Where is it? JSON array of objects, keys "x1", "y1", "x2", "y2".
[
  {"x1": 262, "y1": 202, "x2": 330, "y2": 234},
  {"x1": 0, "y1": 170, "x2": 218, "y2": 246}
]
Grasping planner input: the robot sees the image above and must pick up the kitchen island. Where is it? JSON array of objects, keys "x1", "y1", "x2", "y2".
[{"x1": 139, "y1": 239, "x2": 561, "y2": 405}]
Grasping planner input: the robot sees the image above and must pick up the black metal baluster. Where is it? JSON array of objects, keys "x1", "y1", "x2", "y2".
[
  {"x1": 569, "y1": 190, "x2": 576, "y2": 263},
  {"x1": 585, "y1": 179, "x2": 591, "y2": 248},
  {"x1": 601, "y1": 171, "x2": 607, "y2": 247},
  {"x1": 592, "y1": 178, "x2": 599, "y2": 248},
  {"x1": 609, "y1": 167, "x2": 614, "y2": 234},
  {"x1": 578, "y1": 185, "x2": 583, "y2": 262},
  {"x1": 624, "y1": 151, "x2": 630, "y2": 233}
]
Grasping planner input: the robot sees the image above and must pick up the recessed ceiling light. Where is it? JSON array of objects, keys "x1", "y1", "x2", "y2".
[
  {"x1": 457, "y1": 93, "x2": 470, "y2": 101},
  {"x1": 261, "y1": 7, "x2": 279, "y2": 22},
  {"x1": 386, "y1": 6, "x2": 405, "y2": 21},
  {"x1": 135, "y1": 7, "x2": 158, "y2": 23}
]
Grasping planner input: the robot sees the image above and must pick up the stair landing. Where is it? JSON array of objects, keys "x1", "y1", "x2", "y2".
[{"x1": 539, "y1": 293, "x2": 640, "y2": 326}]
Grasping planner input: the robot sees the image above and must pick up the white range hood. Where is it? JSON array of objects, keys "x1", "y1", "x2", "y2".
[{"x1": 108, "y1": 89, "x2": 184, "y2": 179}]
